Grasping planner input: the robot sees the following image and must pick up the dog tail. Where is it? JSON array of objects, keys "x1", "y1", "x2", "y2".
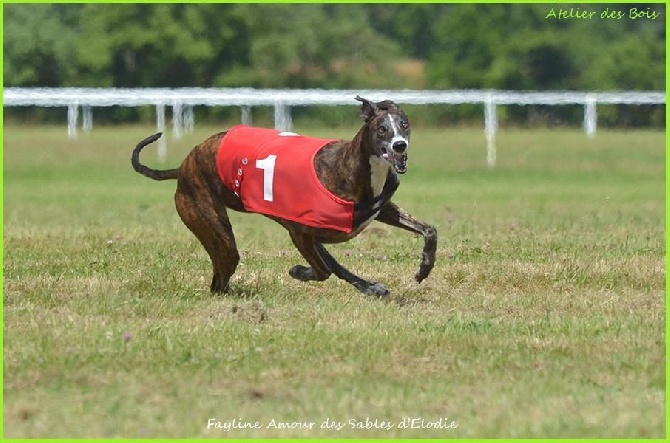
[{"x1": 131, "y1": 132, "x2": 179, "y2": 181}]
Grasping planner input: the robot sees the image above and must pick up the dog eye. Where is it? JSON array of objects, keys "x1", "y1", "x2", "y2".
[
  {"x1": 400, "y1": 120, "x2": 409, "y2": 129},
  {"x1": 377, "y1": 126, "x2": 387, "y2": 134}
]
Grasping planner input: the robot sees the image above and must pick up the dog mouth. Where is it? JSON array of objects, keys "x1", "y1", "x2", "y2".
[{"x1": 381, "y1": 148, "x2": 408, "y2": 174}]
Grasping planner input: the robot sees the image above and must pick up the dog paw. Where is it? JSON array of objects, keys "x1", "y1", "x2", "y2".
[
  {"x1": 415, "y1": 263, "x2": 434, "y2": 283},
  {"x1": 289, "y1": 265, "x2": 314, "y2": 281},
  {"x1": 359, "y1": 282, "x2": 390, "y2": 297}
]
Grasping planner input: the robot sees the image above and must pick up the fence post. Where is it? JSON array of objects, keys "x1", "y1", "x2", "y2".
[
  {"x1": 241, "y1": 105, "x2": 252, "y2": 126},
  {"x1": 67, "y1": 102, "x2": 79, "y2": 139},
  {"x1": 82, "y1": 105, "x2": 93, "y2": 133},
  {"x1": 183, "y1": 105, "x2": 194, "y2": 133},
  {"x1": 274, "y1": 101, "x2": 292, "y2": 131},
  {"x1": 172, "y1": 101, "x2": 183, "y2": 139},
  {"x1": 484, "y1": 93, "x2": 497, "y2": 168},
  {"x1": 583, "y1": 94, "x2": 597, "y2": 138},
  {"x1": 156, "y1": 104, "x2": 167, "y2": 163}
]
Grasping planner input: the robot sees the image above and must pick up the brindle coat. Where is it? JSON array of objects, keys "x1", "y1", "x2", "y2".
[{"x1": 131, "y1": 97, "x2": 437, "y2": 297}]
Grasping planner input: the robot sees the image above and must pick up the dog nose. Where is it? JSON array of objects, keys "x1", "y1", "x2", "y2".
[{"x1": 392, "y1": 140, "x2": 408, "y2": 153}]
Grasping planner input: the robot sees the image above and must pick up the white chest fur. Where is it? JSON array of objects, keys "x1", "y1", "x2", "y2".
[{"x1": 369, "y1": 155, "x2": 390, "y2": 197}]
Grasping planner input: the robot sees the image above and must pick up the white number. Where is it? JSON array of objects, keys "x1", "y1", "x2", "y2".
[{"x1": 255, "y1": 155, "x2": 277, "y2": 202}]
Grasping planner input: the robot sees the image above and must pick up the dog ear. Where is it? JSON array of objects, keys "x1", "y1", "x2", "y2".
[
  {"x1": 375, "y1": 100, "x2": 398, "y2": 112},
  {"x1": 355, "y1": 95, "x2": 378, "y2": 122}
]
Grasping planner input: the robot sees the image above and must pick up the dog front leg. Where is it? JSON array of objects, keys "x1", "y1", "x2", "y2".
[
  {"x1": 288, "y1": 232, "x2": 332, "y2": 282},
  {"x1": 375, "y1": 202, "x2": 437, "y2": 283},
  {"x1": 315, "y1": 244, "x2": 390, "y2": 297}
]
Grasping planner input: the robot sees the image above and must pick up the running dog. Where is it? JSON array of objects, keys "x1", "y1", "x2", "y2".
[{"x1": 131, "y1": 96, "x2": 437, "y2": 296}]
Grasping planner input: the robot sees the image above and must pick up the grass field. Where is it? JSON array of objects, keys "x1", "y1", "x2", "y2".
[{"x1": 3, "y1": 123, "x2": 665, "y2": 438}]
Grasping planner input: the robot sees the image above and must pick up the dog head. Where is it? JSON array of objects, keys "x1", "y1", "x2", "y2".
[{"x1": 355, "y1": 95, "x2": 410, "y2": 174}]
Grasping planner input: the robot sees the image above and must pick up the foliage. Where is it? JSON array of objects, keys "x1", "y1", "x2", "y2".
[
  {"x1": 3, "y1": 4, "x2": 79, "y2": 86},
  {"x1": 3, "y1": 4, "x2": 665, "y2": 126}
]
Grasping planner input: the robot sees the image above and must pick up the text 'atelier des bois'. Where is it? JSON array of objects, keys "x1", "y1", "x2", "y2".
[{"x1": 546, "y1": 6, "x2": 661, "y2": 20}]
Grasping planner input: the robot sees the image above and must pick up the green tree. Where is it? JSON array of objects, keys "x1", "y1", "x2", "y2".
[
  {"x1": 77, "y1": 4, "x2": 225, "y2": 87},
  {"x1": 231, "y1": 4, "x2": 400, "y2": 88},
  {"x1": 4, "y1": 4, "x2": 80, "y2": 86},
  {"x1": 364, "y1": 4, "x2": 446, "y2": 59},
  {"x1": 3, "y1": 3, "x2": 664, "y2": 127}
]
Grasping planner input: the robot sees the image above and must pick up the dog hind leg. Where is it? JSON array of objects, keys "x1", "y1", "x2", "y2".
[
  {"x1": 175, "y1": 184, "x2": 240, "y2": 293},
  {"x1": 315, "y1": 244, "x2": 390, "y2": 297}
]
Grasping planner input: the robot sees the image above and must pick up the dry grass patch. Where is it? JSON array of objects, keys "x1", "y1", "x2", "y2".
[{"x1": 3, "y1": 125, "x2": 664, "y2": 438}]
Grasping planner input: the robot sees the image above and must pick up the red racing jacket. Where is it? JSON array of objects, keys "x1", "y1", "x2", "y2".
[{"x1": 216, "y1": 125, "x2": 356, "y2": 233}]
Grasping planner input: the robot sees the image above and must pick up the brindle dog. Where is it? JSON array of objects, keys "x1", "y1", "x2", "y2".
[{"x1": 131, "y1": 96, "x2": 437, "y2": 297}]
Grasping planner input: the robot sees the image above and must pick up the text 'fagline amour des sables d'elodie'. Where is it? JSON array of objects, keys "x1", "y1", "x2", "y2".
[{"x1": 206, "y1": 416, "x2": 459, "y2": 432}]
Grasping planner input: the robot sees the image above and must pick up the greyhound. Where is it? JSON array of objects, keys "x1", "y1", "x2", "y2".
[{"x1": 131, "y1": 96, "x2": 437, "y2": 297}]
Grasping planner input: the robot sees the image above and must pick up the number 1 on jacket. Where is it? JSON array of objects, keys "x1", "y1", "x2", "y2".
[{"x1": 255, "y1": 155, "x2": 277, "y2": 202}]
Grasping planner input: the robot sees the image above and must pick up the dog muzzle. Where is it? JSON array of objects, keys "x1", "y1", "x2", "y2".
[{"x1": 382, "y1": 140, "x2": 408, "y2": 174}]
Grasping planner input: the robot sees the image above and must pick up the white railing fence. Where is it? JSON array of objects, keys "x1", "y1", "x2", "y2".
[{"x1": 3, "y1": 88, "x2": 665, "y2": 166}]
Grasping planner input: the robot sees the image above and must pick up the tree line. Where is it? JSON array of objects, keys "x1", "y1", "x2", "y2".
[{"x1": 4, "y1": 3, "x2": 665, "y2": 127}]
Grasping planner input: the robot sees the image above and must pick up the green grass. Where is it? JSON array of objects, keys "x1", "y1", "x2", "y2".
[{"x1": 3, "y1": 123, "x2": 665, "y2": 438}]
